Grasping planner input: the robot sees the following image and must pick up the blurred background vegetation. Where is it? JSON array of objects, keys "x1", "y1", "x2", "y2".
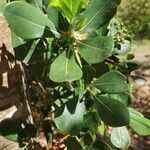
[
  {"x1": 117, "y1": 1, "x2": 150, "y2": 149},
  {"x1": 117, "y1": 0, "x2": 150, "y2": 39}
]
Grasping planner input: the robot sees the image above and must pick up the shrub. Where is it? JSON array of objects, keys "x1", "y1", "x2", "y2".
[
  {"x1": 117, "y1": 0, "x2": 150, "y2": 38},
  {"x1": 0, "y1": 0, "x2": 150, "y2": 149}
]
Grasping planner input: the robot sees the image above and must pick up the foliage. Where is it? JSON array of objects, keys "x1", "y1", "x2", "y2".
[
  {"x1": 0, "y1": 0, "x2": 150, "y2": 149},
  {"x1": 117, "y1": 0, "x2": 150, "y2": 38}
]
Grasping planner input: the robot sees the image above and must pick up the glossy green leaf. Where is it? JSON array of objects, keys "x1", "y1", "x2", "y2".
[
  {"x1": 66, "y1": 137, "x2": 83, "y2": 150},
  {"x1": 93, "y1": 71, "x2": 128, "y2": 93},
  {"x1": 54, "y1": 99, "x2": 86, "y2": 135},
  {"x1": 82, "y1": 111, "x2": 100, "y2": 133},
  {"x1": 79, "y1": 0, "x2": 121, "y2": 32},
  {"x1": 129, "y1": 108, "x2": 150, "y2": 136},
  {"x1": 94, "y1": 95, "x2": 130, "y2": 127},
  {"x1": 50, "y1": 51, "x2": 82, "y2": 82},
  {"x1": 110, "y1": 126, "x2": 131, "y2": 148},
  {"x1": 4, "y1": 1, "x2": 59, "y2": 39},
  {"x1": 50, "y1": 0, "x2": 82, "y2": 22},
  {"x1": 77, "y1": 37, "x2": 114, "y2": 64}
]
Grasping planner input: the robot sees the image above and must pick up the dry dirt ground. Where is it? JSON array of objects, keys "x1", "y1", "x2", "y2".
[
  {"x1": 0, "y1": 15, "x2": 150, "y2": 149},
  {"x1": 130, "y1": 41, "x2": 150, "y2": 150}
]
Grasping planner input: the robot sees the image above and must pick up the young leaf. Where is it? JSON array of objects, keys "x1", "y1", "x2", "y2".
[
  {"x1": 54, "y1": 99, "x2": 86, "y2": 135},
  {"x1": 110, "y1": 126, "x2": 131, "y2": 148},
  {"x1": 77, "y1": 36, "x2": 114, "y2": 64},
  {"x1": 93, "y1": 71, "x2": 128, "y2": 93},
  {"x1": 79, "y1": 0, "x2": 121, "y2": 32},
  {"x1": 94, "y1": 95, "x2": 130, "y2": 127},
  {"x1": 49, "y1": 51, "x2": 83, "y2": 82},
  {"x1": 4, "y1": 1, "x2": 59, "y2": 39},
  {"x1": 65, "y1": 137, "x2": 83, "y2": 150},
  {"x1": 98, "y1": 122, "x2": 105, "y2": 136},
  {"x1": 129, "y1": 108, "x2": 150, "y2": 136},
  {"x1": 50, "y1": 0, "x2": 83, "y2": 22}
]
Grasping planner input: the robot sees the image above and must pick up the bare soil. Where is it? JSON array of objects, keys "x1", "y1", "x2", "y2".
[{"x1": 130, "y1": 41, "x2": 150, "y2": 150}]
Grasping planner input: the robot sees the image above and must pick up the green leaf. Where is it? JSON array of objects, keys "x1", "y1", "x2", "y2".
[
  {"x1": 77, "y1": 37, "x2": 114, "y2": 64},
  {"x1": 110, "y1": 126, "x2": 131, "y2": 148},
  {"x1": 83, "y1": 62, "x2": 109, "y2": 84},
  {"x1": 83, "y1": 131, "x2": 95, "y2": 146},
  {"x1": 50, "y1": 51, "x2": 82, "y2": 82},
  {"x1": 44, "y1": 0, "x2": 50, "y2": 7},
  {"x1": 93, "y1": 71, "x2": 128, "y2": 94},
  {"x1": 118, "y1": 62, "x2": 139, "y2": 74},
  {"x1": 47, "y1": 6, "x2": 59, "y2": 28},
  {"x1": 23, "y1": 39, "x2": 40, "y2": 64},
  {"x1": 109, "y1": 93, "x2": 134, "y2": 106},
  {"x1": 29, "y1": 0, "x2": 42, "y2": 9},
  {"x1": 129, "y1": 108, "x2": 150, "y2": 136},
  {"x1": 98, "y1": 122, "x2": 105, "y2": 136},
  {"x1": 79, "y1": 0, "x2": 121, "y2": 32},
  {"x1": 126, "y1": 53, "x2": 134, "y2": 60},
  {"x1": 89, "y1": 140, "x2": 112, "y2": 150},
  {"x1": 0, "y1": 2, "x2": 6, "y2": 16},
  {"x1": 54, "y1": 99, "x2": 86, "y2": 135},
  {"x1": 65, "y1": 137, "x2": 83, "y2": 150},
  {"x1": 94, "y1": 95, "x2": 130, "y2": 127},
  {"x1": 11, "y1": 31, "x2": 26, "y2": 48},
  {"x1": 0, "y1": 119, "x2": 22, "y2": 142},
  {"x1": 29, "y1": 39, "x2": 52, "y2": 78},
  {"x1": 82, "y1": 111, "x2": 100, "y2": 133},
  {"x1": 50, "y1": 0, "x2": 83, "y2": 22},
  {"x1": 95, "y1": 23, "x2": 109, "y2": 37},
  {"x1": 4, "y1": 134, "x2": 19, "y2": 142},
  {"x1": 4, "y1": 1, "x2": 59, "y2": 39}
]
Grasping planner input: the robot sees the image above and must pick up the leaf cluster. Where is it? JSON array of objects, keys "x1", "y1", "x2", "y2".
[{"x1": 0, "y1": 0, "x2": 150, "y2": 149}]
